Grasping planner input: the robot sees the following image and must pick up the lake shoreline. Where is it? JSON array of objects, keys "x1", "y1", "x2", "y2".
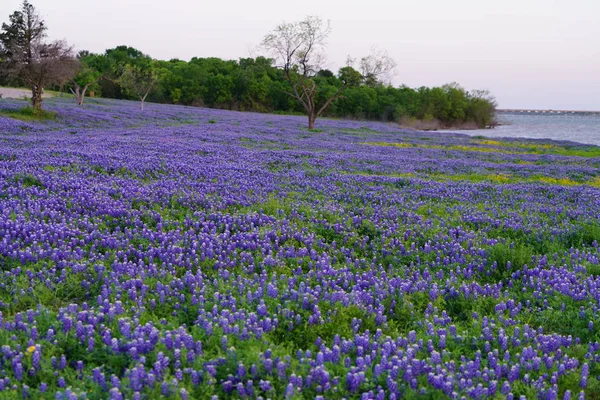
[{"x1": 432, "y1": 113, "x2": 600, "y2": 146}]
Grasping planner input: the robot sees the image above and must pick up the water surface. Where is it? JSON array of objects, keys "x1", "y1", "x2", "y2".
[{"x1": 442, "y1": 113, "x2": 600, "y2": 146}]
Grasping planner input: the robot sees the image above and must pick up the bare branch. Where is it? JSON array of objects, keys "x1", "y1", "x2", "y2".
[
  {"x1": 317, "y1": 85, "x2": 347, "y2": 117},
  {"x1": 261, "y1": 15, "x2": 330, "y2": 78},
  {"x1": 359, "y1": 46, "x2": 397, "y2": 86}
]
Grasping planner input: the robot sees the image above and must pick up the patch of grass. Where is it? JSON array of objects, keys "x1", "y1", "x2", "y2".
[
  {"x1": 266, "y1": 160, "x2": 296, "y2": 172},
  {"x1": 0, "y1": 254, "x2": 20, "y2": 272},
  {"x1": 365, "y1": 139, "x2": 600, "y2": 158},
  {"x1": 421, "y1": 171, "x2": 600, "y2": 187},
  {"x1": 314, "y1": 223, "x2": 345, "y2": 244},
  {"x1": 362, "y1": 141, "x2": 415, "y2": 149},
  {"x1": 481, "y1": 241, "x2": 534, "y2": 282},
  {"x1": 342, "y1": 127, "x2": 381, "y2": 134},
  {"x1": 525, "y1": 299, "x2": 594, "y2": 341},
  {"x1": 14, "y1": 173, "x2": 45, "y2": 188},
  {"x1": 443, "y1": 295, "x2": 497, "y2": 324},
  {"x1": 560, "y1": 222, "x2": 600, "y2": 248},
  {"x1": 268, "y1": 305, "x2": 377, "y2": 350},
  {"x1": 416, "y1": 204, "x2": 451, "y2": 218},
  {"x1": 471, "y1": 138, "x2": 600, "y2": 158},
  {"x1": 90, "y1": 165, "x2": 133, "y2": 178},
  {"x1": 489, "y1": 222, "x2": 600, "y2": 255},
  {"x1": 0, "y1": 106, "x2": 56, "y2": 122},
  {"x1": 248, "y1": 195, "x2": 291, "y2": 217}
]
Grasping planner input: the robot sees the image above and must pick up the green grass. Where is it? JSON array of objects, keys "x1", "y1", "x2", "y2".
[
  {"x1": 363, "y1": 139, "x2": 600, "y2": 158},
  {"x1": 472, "y1": 138, "x2": 600, "y2": 158},
  {"x1": 42, "y1": 89, "x2": 73, "y2": 98},
  {"x1": 13, "y1": 173, "x2": 45, "y2": 188},
  {"x1": 482, "y1": 241, "x2": 534, "y2": 282},
  {"x1": 268, "y1": 304, "x2": 377, "y2": 350},
  {"x1": 0, "y1": 106, "x2": 57, "y2": 122}
]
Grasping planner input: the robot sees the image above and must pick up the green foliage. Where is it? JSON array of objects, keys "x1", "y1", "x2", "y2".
[
  {"x1": 269, "y1": 305, "x2": 377, "y2": 350},
  {"x1": 482, "y1": 241, "x2": 534, "y2": 282},
  {"x1": 0, "y1": 106, "x2": 56, "y2": 121},
  {"x1": 0, "y1": 1, "x2": 47, "y2": 62},
  {"x1": 338, "y1": 66, "x2": 363, "y2": 87},
  {"x1": 72, "y1": 60, "x2": 101, "y2": 88},
  {"x1": 13, "y1": 173, "x2": 44, "y2": 188},
  {"x1": 51, "y1": 45, "x2": 496, "y2": 127},
  {"x1": 118, "y1": 64, "x2": 157, "y2": 104},
  {"x1": 561, "y1": 222, "x2": 600, "y2": 248},
  {"x1": 67, "y1": 52, "x2": 103, "y2": 104}
]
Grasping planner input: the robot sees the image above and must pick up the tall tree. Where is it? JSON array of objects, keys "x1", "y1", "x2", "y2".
[
  {"x1": 262, "y1": 16, "x2": 336, "y2": 129},
  {"x1": 99, "y1": 46, "x2": 151, "y2": 99},
  {"x1": 119, "y1": 64, "x2": 157, "y2": 111},
  {"x1": 0, "y1": 1, "x2": 76, "y2": 111},
  {"x1": 0, "y1": 1, "x2": 46, "y2": 62},
  {"x1": 261, "y1": 16, "x2": 393, "y2": 129}
]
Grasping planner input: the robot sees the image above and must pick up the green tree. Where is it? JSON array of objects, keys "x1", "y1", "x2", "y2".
[
  {"x1": 233, "y1": 57, "x2": 273, "y2": 111},
  {"x1": 34, "y1": 41, "x2": 497, "y2": 128},
  {"x1": 99, "y1": 46, "x2": 149, "y2": 99},
  {"x1": 70, "y1": 51, "x2": 103, "y2": 106},
  {"x1": 0, "y1": 1, "x2": 46, "y2": 63},
  {"x1": 119, "y1": 63, "x2": 157, "y2": 111},
  {"x1": 442, "y1": 83, "x2": 469, "y2": 123},
  {"x1": 202, "y1": 73, "x2": 233, "y2": 107},
  {"x1": 467, "y1": 89, "x2": 497, "y2": 128}
]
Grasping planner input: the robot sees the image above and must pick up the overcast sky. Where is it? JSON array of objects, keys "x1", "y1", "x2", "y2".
[{"x1": 1, "y1": 0, "x2": 599, "y2": 110}]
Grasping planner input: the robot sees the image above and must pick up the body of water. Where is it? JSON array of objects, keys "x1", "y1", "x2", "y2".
[{"x1": 443, "y1": 112, "x2": 600, "y2": 146}]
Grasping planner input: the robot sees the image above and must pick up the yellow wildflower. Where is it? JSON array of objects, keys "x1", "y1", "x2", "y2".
[{"x1": 27, "y1": 345, "x2": 36, "y2": 354}]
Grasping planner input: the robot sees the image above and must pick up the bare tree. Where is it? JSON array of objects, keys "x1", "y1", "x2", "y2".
[
  {"x1": 262, "y1": 16, "x2": 395, "y2": 129},
  {"x1": 13, "y1": 40, "x2": 77, "y2": 111},
  {"x1": 359, "y1": 47, "x2": 397, "y2": 87},
  {"x1": 0, "y1": 1, "x2": 77, "y2": 111},
  {"x1": 262, "y1": 16, "x2": 350, "y2": 129},
  {"x1": 118, "y1": 64, "x2": 156, "y2": 111}
]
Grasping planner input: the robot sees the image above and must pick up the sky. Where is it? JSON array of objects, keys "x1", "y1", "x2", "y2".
[{"x1": 1, "y1": 0, "x2": 599, "y2": 110}]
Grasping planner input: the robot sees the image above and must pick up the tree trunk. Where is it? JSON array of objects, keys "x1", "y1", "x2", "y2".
[
  {"x1": 308, "y1": 112, "x2": 316, "y2": 130},
  {"x1": 31, "y1": 86, "x2": 43, "y2": 113},
  {"x1": 72, "y1": 87, "x2": 84, "y2": 106},
  {"x1": 140, "y1": 99, "x2": 145, "y2": 111},
  {"x1": 78, "y1": 86, "x2": 88, "y2": 106},
  {"x1": 140, "y1": 89, "x2": 151, "y2": 111}
]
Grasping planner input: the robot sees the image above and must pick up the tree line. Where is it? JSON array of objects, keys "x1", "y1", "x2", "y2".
[{"x1": 0, "y1": 1, "x2": 497, "y2": 129}]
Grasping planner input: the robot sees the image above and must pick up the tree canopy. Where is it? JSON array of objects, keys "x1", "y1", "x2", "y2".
[{"x1": 0, "y1": 5, "x2": 496, "y2": 127}]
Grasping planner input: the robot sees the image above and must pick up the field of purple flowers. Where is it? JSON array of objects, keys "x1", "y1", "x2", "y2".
[{"x1": 0, "y1": 97, "x2": 599, "y2": 399}]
